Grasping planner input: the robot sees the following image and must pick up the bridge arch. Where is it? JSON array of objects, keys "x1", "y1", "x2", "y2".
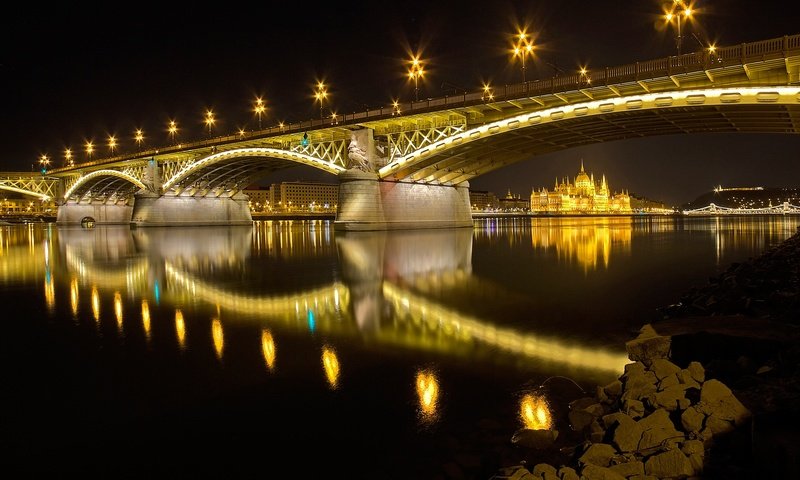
[
  {"x1": 161, "y1": 147, "x2": 345, "y2": 193},
  {"x1": 379, "y1": 86, "x2": 800, "y2": 185},
  {"x1": 63, "y1": 169, "x2": 147, "y2": 201}
]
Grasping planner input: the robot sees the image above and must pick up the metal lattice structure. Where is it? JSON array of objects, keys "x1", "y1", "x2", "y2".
[
  {"x1": 0, "y1": 174, "x2": 60, "y2": 200},
  {"x1": 683, "y1": 202, "x2": 800, "y2": 215}
]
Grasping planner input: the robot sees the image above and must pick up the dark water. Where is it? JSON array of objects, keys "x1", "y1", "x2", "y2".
[{"x1": 3, "y1": 216, "x2": 798, "y2": 478}]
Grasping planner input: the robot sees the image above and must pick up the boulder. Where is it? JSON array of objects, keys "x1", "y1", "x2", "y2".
[
  {"x1": 580, "y1": 465, "x2": 626, "y2": 480},
  {"x1": 578, "y1": 443, "x2": 617, "y2": 467},
  {"x1": 644, "y1": 449, "x2": 694, "y2": 478},
  {"x1": 651, "y1": 358, "x2": 681, "y2": 380},
  {"x1": 557, "y1": 466, "x2": 579, "y2": 480},
  {"x1": 608, "y1": 460, "x2": 644, "y2": 478}
]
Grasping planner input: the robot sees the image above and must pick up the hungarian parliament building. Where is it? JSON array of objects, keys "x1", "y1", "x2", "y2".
[{"x1": 529, "y1": 161, "x2": 632, "y2": 214}]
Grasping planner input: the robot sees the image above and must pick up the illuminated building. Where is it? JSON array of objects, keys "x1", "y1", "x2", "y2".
[
  {"x1": 529, "y1": 161, "x2": 631, "y2": 214},
  {"x1": 469, "y1": 190, "x2": 499, "y2": 211},
  {"x1": 499, "y1": 189, "x2": 530, "y2": 211}
]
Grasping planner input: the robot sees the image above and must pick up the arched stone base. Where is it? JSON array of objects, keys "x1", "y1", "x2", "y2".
[
  {"x1": 130, "y1": 192, "x2": 252, "y2": 227},
  {"x1": 56, "y1": 201, "x2": 134, "y2": 225},
  {"x1": 334, "y1": 169, "x2": 473, "y2": 231}
]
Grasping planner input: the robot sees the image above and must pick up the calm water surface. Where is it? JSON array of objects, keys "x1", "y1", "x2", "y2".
[{"x1": 3, "y1": 216, "x2": 798, "y2": 478}]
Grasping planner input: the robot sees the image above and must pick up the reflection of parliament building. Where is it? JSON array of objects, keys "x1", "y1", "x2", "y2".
[{"x1": 530, "y1": 161, "x2": 632, "y2": 214}]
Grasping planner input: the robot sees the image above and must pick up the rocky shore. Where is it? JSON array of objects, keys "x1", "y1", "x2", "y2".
[{"x1": 491, "y1": 226, "x2": 800, "y2": 479}]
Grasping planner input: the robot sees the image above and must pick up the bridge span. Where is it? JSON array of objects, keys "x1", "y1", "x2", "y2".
[{"x1": 2, "y1": 34, "x2": 799, "y2": 229}]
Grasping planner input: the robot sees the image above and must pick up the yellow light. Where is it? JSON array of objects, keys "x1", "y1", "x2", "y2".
[
  {"x1": 70, "y1": 277, "x2": 79, "y2": 316},
  {"x1": 684, "y1": 7, "x2": 692, "y2": 17},
  {"x1": 708, "y1": 44, "x2": 717, "y2": 53},
  {"x1": 415, "y1": 369, "x2": 440, "y2": 423},
  {"x1": 85, "y1": 141, "x2": 94, "y2": 155},
  {"x1": 212, "y1": 318, "x2": 224, "y2": 359},
  {"x1": 44, "y1": 274, "x2": 55, "y2": 310},
  {"x1": 322, "y1": 345, "x2": 340, "y2": 389},
  {"x1": 665, "y1": 12, "x2": 674, "y2": 21},
  {"x1": 519, "y1": 393, "x2": 553, "y2": 430},
  {"x1": 175, "y1": 309, "x2": 186, "y2": 348},
  {"x1": 114, "y1": 291, "x2": 123, "y2": 328},
  {"x1": 91, "y1": 285, "x2": 100, "y2": 321},
  {"x1": 261, "y1": 329, "x2": 276, "y2": 371},
  {"x1": 108, "y1": 135, "x2": 117, "y2": 150},
  {"x1": 238, "y1": 128, "x2": 246, "y2": 137},
  {"x1": 141, "y1": 299, "x2": 151, "y2": 339}
]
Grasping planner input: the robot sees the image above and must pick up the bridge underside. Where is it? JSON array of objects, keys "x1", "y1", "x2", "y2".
[
  {"x1": 390, "y1": 104, "x2": 800, "y2": 184},
  {"x1": 169, "y1": 157, "x2": 303, "y2": 197},
  {"x1": 68, "y1": 175, "x2": 141, "y2": 204}
]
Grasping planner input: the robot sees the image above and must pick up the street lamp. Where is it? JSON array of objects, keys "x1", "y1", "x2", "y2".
[
  {"x1": 39, "y1": 154, "x2": 50, "y2": 174},
  {"x1": 108, "y1": 135, "x2": 117, "y2": 155},
  {"x1": 314, "y1": 81, "x2": 328, "y2": 119},
  {"x1": 663, "y1": 0, "x2": 694, "y2": 56},
  {"x1": 85, "y1": 141, "x2": 94, "y2": 161},
  {"x1": 168, "y1": 120, "x2": 178, "y2": 144},
  {"x1": 64, "y1": 148, "x2": 73, "y2": 167},
  {"x1": 482, "y1": 82, "x2": 494, "y2": 101},
  {"x1": 204, "y1": 109, "x2": 216, "y2": 136},
  {"x1": 254, "y1": 97, "x2": 266, "y2": 130},
  {"x1": 407, "y1": 55, "x2": 425, "y2": 101},
  {"x1": 134, "y1": 129, "x2": 144, "y2": 150},
  {"x1": 512, "y1": 30, "x2": 535, "y2": 84}
]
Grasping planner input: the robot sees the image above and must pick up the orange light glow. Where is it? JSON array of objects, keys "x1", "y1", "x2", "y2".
[
  {"x1": 322, "y1": 345, "x2": 340, "y2": 389},
  {"x1": 520, "y1": 393, "x2": 553, "y2": 430},
  {"x1": 141, "y1": 299, "x2": 151, "y2": 339},
  {"x1": 70, "y1": 278, "x2": 79, "y2": 316},
  {"x1": 212, "y1": 318, "x2": 224, "y2": 359},
  {"x1": 114, "y1": 291, "x2": 123, "y2": 328},
  {"x1": 91, "y1": 286, "x2": 100, "y2": 322},
  {"x1": 175, "y1": 309, "x2": 186, "y2": 348},
  {"x1": 415, "y1": 369, "x2": 440, "y2": 423},
  {"x1": 261, "y1": 329, "x2": 276, "y2": 371}
]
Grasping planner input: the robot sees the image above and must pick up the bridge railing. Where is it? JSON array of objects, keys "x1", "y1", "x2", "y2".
[{"x1": 51, "y1": 34, "x2": 799, "y2": 173}]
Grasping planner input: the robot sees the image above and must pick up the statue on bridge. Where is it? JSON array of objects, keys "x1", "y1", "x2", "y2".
[{"x1": 346, "y1": 129, "x2": 387, "y2": 173}]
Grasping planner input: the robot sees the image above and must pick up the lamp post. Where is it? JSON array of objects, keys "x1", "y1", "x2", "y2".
[
  {"x1": 39, "y1": 154, "x2": 50, "y2": 174},
  {"x1": 663, "y1": 0, "x2": 694, "y2": 57},
  {"x1": 108, "y1": 135, "x2": 117, "y2": 156},
  {"x1": 168, "y1": 120, "x2": 178, "y2": 144},
  {"x1": 85, "y1": 141, "x2": 94, "y2": 161},
  {"x1": 254, "y1": 97, "x2": 266, "y2": 130},
  {"x1": 204, "y1": 109, "x2": 216, "y2": 137},
  {"x1": 512, "y1": 30, "x2": 535, "y2": 84},
  {"x1": 314, "y1": 81, "x2": 328, "y2": 119},
  {"x1": 134, "y1": 129, "x2": 144, "y2": 150},
  {"x1": 407, "y1": 55, "x2": 425, "y2": 101},
  {"x1": 64, "y1": 148, "x2": 73, "y2": 167}
]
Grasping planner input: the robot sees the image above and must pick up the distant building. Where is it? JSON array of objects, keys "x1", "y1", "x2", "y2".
[
  {"x1": 245, "y1": 181, "x2": 338, "y2": 212},
  {"x1": 499, "y1": 189, "x2": 530, "y2": 211},
  {"x1": 529, "y1": 161, "x2": 631, "y2": 214},
  {"x1": 469, "y1": 190, "x2": 499, "y2": 210},
  {"x1": 1, "y1": 197, "x2": 57, "y2": 216}
]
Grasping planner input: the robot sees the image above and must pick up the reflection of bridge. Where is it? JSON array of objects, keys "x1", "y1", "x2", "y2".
[
  {"x1": 2, "y1": 34, "x2": 799, "y2": 229},
  {"x1": 683, "y1": 202, "x2": 800, "y2": 215}
]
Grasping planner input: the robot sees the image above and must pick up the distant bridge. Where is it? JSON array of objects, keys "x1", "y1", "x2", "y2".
[
  {"x1": 683, "y1": 202, "x2": 800, "y2": 215},
  {"x1": 2, "y1": 34, "x2": 798, "y2": 229}
]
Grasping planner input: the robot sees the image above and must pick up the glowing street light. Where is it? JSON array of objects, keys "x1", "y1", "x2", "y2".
[
  {"x1": 663, "y1": 0, "x2": 695, "y2": 56},
  {"x1": 314, "y1": 81, "x2": 328, "y2": 119},
  {"x1": 254, "y1": 97, "x2": 266, "y2": 130},
  {"x1": 512, "y1": 30, "x2": 535, "y2": 84},
  {"x1": 167, "y1": 120, "x2": 178, "y2": 144},
  {"x1": 64, "y1": 148, "x2": 73, "y2": 167},
  {"x1": 134, "y1": 129, "x2": 145, "y2": 150},
  {"x1": 107, "y1": 135, "x2": 117, "y2": 155},
  {"x1": 85, "y1": 141, "x2": 94, "y2": 161},
  {"x1": 482, "y1": 82, "x2": 494, "y2": 101},
  {"x1": 39, "y1": 154, "x2": 50, "y2": 174},
  {"x1": 407, "y1": 55, "x2": 425, "y2": 101},
  {"x1": 204, "y1": 109, "x2": 216, "y2": 136}
]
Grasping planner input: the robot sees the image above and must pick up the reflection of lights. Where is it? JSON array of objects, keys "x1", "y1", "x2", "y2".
[
  {"x1": 528, "y1": 217, "x2": 632, "y2": 272},
  {"x1": 322, "y1": 345, "x2": 340, "y2": 389},
  {"x1": 415, "y1": 369, "x2": 440, "y2": 424},
  {"x1": 70, "y1": 278, "x2": 79, "y2": 316},
  {"x1": 212, "y1": 318, "x2": 224, "y2": 359},
  {"x1": 141, "y1": 299, "x2": 151, "y2": 339},
  {"x1": 175, "y1": 309, "x2": 186, "y2": 348},
  {"x1": 44, "y1": 273, "x2": 55, "y2": 311},
  {"x1": 261, "y1": 329, "x2": 276, "y2": 371},
  {"x1": 307, "y1": 309, "x2": 315, "y2": 332},
  {"x1": 91, "y1": 286, "x2": 100, "y2": 322},
  {"x1": 114, "y1": 292, "x2": 123, "y2": 328},
  {"x1": 383, "y1": 283, "x2": 628, "y2": 374},
  {"x1": 520, "y1": 393, "x2": 553, "y2": 430}
]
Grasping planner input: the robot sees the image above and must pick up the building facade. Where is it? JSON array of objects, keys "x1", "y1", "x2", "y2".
[
  {"x1": 530, "y1": 161, "x2": 631, "y2": 214},
  {"x1": 245, "y1": 181, "x2": 338, "y2": 213}
]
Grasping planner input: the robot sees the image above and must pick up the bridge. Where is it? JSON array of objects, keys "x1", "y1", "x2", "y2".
[
  {"x1": 683, "y1": 201, "x2": 800, "y2": 215},
  {"x1": 2, "y1": 34, "x2": 799, "y2": 230}
]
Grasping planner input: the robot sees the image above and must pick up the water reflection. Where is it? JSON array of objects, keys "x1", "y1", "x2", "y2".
[
  {"x1": 528, "y1": 217, "x2": 632, "y2": 272},
  {"x1": 91, "y1": 286, "x2": 100, "y2": 322},
  {"x1": 519, "y1": 392, "x2": 553, "y2": 430},
  {"x1": 175, "y1": 309, "x2": 186, "y2": 349},
  {"x1": 261, "y1": 329, "x2": 276, "y2": 371},
  {"x1": 212, "y1": 318, "x2": 224, "y2": 360},
  {"x1": 114, "y1": 292, "x2": 123, "y2": 329},
  {"x1": 415, "y1": 369, "x2": 441, "y2": 425},
  {"x1": 70, "y1": 278, "x2": 79, "y2": 317},
  {"x1": 141, "y1": 299, "x2": 151, "y2": 340},
  {"x1": 321, "y1": 345, "x2": 340, "y2": 389}
]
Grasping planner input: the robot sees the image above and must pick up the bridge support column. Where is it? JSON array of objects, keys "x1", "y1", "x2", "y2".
[
  {"x1": 56, "y1": 200, "x2": 134, "y2": 225},
  {"x1": 334, "y1": 169, "x2": 473, "y2": 231},
  {"x1": 130, "y1": 191, "x2": 252, "y2": 227}
]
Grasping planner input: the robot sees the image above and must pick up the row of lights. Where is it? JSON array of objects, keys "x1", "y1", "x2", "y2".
[{"x1": 39, "y1": 5, "x2": 708, "y2": 171}]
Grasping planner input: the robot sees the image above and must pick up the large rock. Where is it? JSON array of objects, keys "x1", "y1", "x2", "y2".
[
  {"x1": 532, "y1": 463, "x2": 558, "y2": 480},
  {"x1": 608, "y1": 460, "x2": 644, "y2": 477},
  {"x1": 580, "y1": 465, "x2": 626, "y2": 480},
  {"x1": 578, "y1": 443, "x2": 617, "y2": 467},
  {"x1": 680, "y1": 406, "x2": 706, "y2": 433},
  {"x1": 697, "y1": 379, "x2": 751, "y2": 426},
  {"x1": 651, "y1": 358, "x2": 681, "y2": 380},
  {"x1": 511, "y1": 428, "x2": 559, "y2": 450},
  {"x1": 637, "y1": 408, "x2": 683, "y2": 451},
  {"x1": 606, "y1": 414, "x2": 644, "y2": 453},
  {"x1": 654, "y1": 384, "x2": 690, "y2": 411},
  {"x1": 557, "y1": 466, "x2": 579, "y2": 480},
  {"x1": 686, "y1": 361, "x2": 705, "y2": 383},
  {"x1": 625, "y1": 325, "x2": 671, "y2": 366},
  {"x1": 644, "y1": 449, "x2": 694, "y2": 478}
]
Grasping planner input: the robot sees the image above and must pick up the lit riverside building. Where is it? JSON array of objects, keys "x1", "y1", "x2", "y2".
[
  {"x1": 245, "y1": 181, "x2": 338, "y2": 213},
  {"x1": 530, "y1": 161, "x2": 632, "y2": 214}
]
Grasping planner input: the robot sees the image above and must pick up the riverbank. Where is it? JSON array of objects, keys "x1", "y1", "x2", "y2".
[{"x1": 490, "y1": 227, "x2": 800, "y2": 479}]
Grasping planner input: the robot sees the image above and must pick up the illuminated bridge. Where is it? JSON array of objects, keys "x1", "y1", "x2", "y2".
[
  {"x1": 683, "y1": 202, "x2": 800, "y2": 215},
  {"x1": 2, "y1": 34, "x2": 799, "y2": 229}
]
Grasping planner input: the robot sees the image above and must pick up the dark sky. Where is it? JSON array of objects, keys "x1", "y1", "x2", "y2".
[{"x1": 2, "y1": 1, "x2": 799, "y2": 206}]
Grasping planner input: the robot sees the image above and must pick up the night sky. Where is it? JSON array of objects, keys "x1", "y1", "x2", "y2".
[{"x1": 2, "y1": 1, "x2": 799, "y2": 206}]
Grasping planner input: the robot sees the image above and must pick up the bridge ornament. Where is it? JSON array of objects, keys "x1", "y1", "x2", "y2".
[{"x1": 346, "y1": 129, "x2": 387, "y2": 173}]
